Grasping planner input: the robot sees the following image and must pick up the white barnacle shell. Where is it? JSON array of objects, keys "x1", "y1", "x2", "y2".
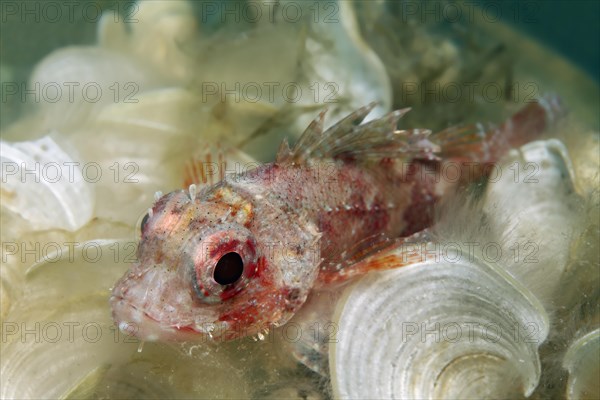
[
  {"x1": 98, "y1": 0, "x2": 198, "y2": 83},
  {"x1": 278, "y1": 0, "x2": 392, "y2": 132},
  {"x1": 0, "y1": 239, "x2": 145, "y2": 399},
  {"x1": 0, "y1": 134, "x2": 94, "y2": 232},
  {"x1": 483, "y1": 139, "x2": 583, "y2": 307},
  {"x1": 570, "y1": 131, "x2": 600, "y2": 198},
  {"x1": 28, "y1": 46, "x2": 160, "y2": 131},
  {"x1": 562, "y1": 329, "x2": 600, "y2": 400},
  {"x1": 67, "y1": 88, "x2": 212, "y2": 225},
  {"x1": 557, "y1": 222, "x2": 599, "y2": 400},
  {"x1": 330, "y1": 252, "x2": 549, "y2": 399}
]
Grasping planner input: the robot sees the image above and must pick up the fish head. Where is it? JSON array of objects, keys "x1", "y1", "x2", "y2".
[{"x1": 111, "y1": 185, "x2": 320, "y2": 342}]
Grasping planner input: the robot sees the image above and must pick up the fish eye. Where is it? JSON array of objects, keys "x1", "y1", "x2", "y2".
[
  {"x1": 213, "y1": 252, "x2": 244, "y2": 285},
  {"x1": 192, "y1": 234, "x2": 258, "y2": 303},
  {"x1": 140, "y1": 213, "x2": 150, "y2": 232}
]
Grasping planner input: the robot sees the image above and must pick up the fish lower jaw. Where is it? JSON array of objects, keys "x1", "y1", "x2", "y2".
[
  {"x1": 110, "y1": 296, "x2": 165, "y2": 341},
  {"x1": 110, "y1": 296, "x2": 230, "y2": 342}
]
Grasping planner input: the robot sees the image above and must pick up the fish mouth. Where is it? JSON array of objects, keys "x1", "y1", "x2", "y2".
[
  {"x1": 109, "y1": 295, "x2": 219, "y2": 342},
  {"x1": 110, "y1": 295, "x2": 164, "y2": 341}
]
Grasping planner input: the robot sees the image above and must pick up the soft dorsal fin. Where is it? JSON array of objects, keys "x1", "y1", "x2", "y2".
[{"x1": 277, "y1": 103, "x2": 441, "y2": 165}]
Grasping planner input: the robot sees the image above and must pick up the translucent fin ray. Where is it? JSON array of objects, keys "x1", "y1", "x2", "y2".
[{"x1": 277, "y1": 103, "x2": 440, "y2": 165}]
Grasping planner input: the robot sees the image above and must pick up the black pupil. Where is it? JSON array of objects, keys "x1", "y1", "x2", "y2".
[{"x1": 214, "y1": 252, "x2": 244, "y2": 285}]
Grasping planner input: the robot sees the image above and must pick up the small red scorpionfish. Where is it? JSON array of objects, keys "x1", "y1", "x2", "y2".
[{"x1": 110, "y1": 97, "x2": 564, "y2": 341}]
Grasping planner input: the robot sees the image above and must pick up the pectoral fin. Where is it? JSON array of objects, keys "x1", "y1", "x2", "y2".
[{"x1": 317, "y1": 229, "x2": 434, "y2": 286}]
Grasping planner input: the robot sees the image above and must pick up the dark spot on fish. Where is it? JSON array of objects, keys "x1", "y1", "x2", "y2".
[
  {"x1": 140, "y1": 213, "x2": 150, "y2": 232},
  {"x1": 287, "y1": 288, "x2": 300, "y2": 302}
]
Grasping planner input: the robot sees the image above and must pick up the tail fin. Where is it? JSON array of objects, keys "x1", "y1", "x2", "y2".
[{"x1": 433, "y1": 94, "x2": 566, "y2": 164}]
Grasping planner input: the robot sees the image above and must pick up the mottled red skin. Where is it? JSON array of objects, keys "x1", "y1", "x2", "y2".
[{"x1": 110, "y1": 98, "x2": 563, "y2": 341}]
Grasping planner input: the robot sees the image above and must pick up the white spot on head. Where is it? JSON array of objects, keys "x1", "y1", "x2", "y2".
[
  {"x1": 154, "y1": 191, "x2": 163, "y2": 201},
  {"x1": 189, "y1": 184, "x2": 197, "y2": 201},
  {"x1": 131, "y1": 309, "x2": 142, "y2": 323}
]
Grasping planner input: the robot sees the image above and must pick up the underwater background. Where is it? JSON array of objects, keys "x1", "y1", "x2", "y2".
[
  {"x1": 2, "y1": 1, "x2": 599, "y2": 83},
  {"x1": 478, "y1": 0, "x2": 598, "y2": 80}
]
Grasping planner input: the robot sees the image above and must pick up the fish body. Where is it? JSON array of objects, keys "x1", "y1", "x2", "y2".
[{"x1": 111, "y1": 97, "x2": 564, "y2": 341}]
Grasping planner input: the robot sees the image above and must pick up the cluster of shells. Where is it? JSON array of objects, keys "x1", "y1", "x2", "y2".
[
  {"x1": 328, "y1": 138, "x2": 599, "y2": 399},
  {"x1": 1, "y1": 1, "x2": 598, "y2": 399}
]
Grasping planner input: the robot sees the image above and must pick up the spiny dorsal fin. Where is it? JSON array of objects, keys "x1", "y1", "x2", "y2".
[
  {"x1": 292, "y1": 103, "x2": 375, "y2": 164},
  {"x1": 288, "y1": 109, "x2": 328, "y2": 164},
  {"x1": 277, "y1": 103, "x2": 441, "y2": 165},
  {"x1": 275, "y1": 138, "x2": 293, "y2": 164}
]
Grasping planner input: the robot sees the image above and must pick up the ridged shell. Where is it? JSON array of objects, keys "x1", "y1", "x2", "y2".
[
  {"x1": 98, "y1": 0, "x2": 197, "y2": 83},
  {"x1": 0, "y1": 135, "x2": 94, "y2": 232},
  {"x1": 331, "y1": 252, "x2": 549, "y2": 399},
  {"x1": 570, "y1": 133, "x2": 600, "y2": 198},
  {"x1": 563, "y1": 329, "x2": 600, "y2": 399},
  {"x1": 0, "y1": 216, "x2": 132, "y2": 328},
  {"x1": 483, "y1": 139, "x2": 583, "y2": 306},
  {"x1": 558, "y1": 222, "x2": 600, "y2": 400},
  {"x1": 29, "y1": 47, "x2": 161, "y2": 131}
]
